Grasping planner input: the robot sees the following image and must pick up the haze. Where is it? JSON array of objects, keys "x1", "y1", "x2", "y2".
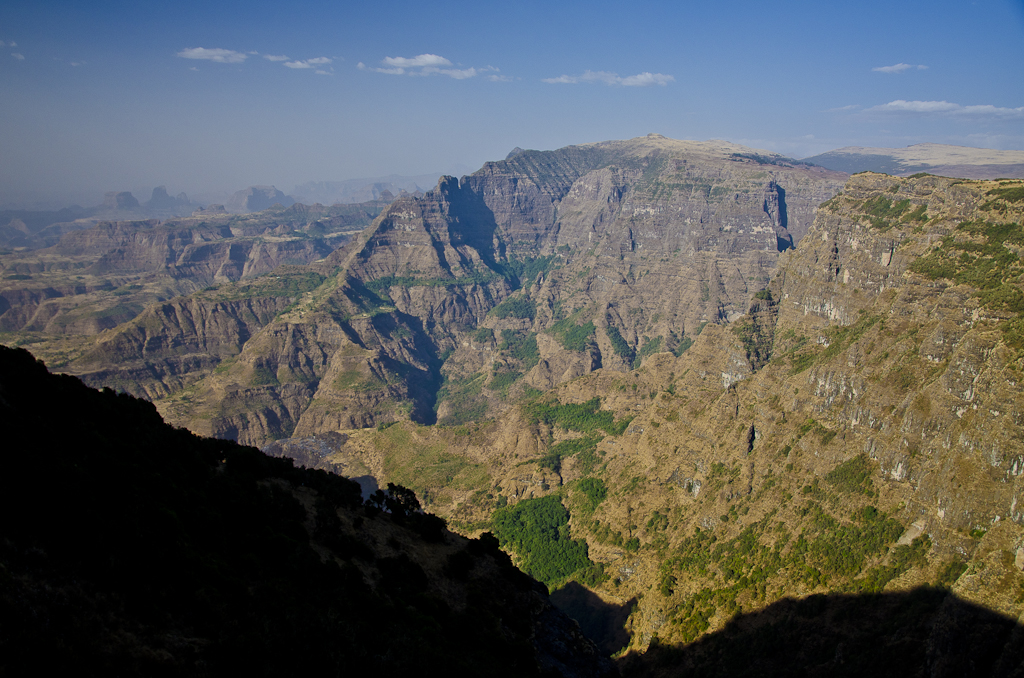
[{"x1": 1, "y1": 0, "x2": 1022, "y2": 209}]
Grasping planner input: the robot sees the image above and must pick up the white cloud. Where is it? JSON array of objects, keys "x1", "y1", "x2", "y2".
[
  {"x1": 315, "y1": 69, "x2": 331, "y2": 76},
  {"x1": 619, "y1": 72, "x2": 675, "y2": 87},
  {"x1": 264, "y1": 54, "x2": 289, "y2": 62},
  {"x1": 382, "y1": 54, "x2": 451, "y2": 69},
  {"x1": 70, "y1": 61, "x2": 84, "y2": 67},
  {"x1": 361, "y1": 54, "x2": 493, "y2": 80},
  {"x1": 543, "y1": 69, "x2": 674, "y2": 87},
  {"x1": 417, "y1": 66, "x2": 479, "y2": 79},
  {"x1": 827, "y1": 104, "x2": 860, "y2": 112},
  {"x1": 177, "y1": 47, "x2": 247, "y2": 64},
  {"x1": 12, "y1": 53, "x2": 25, "y2": 61},
  {"x1": 865, "y1": 99, "x2": 1024, "y2": 118},
  {"x1": 282, "y1": 56, "x2": 332, "y2": 70},
  {"x1": 872, "y1": 63, "x2": 928, "y2": 74}
]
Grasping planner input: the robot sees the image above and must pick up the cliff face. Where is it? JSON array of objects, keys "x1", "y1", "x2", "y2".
[
  {"x1": 264, "y1": 173, "x2": 1024, "y2": 671},
  {"x1": 149, "y1": 136, "x2": 845, "y2": 444}
]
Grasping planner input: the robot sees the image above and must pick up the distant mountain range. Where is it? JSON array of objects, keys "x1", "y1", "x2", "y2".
[
  {"x1": 803, "y1": 143, "x2": 1024, "y2": 179},
  {"x1": 291, "y1": 173, "x2": 444, "y2": 205}
]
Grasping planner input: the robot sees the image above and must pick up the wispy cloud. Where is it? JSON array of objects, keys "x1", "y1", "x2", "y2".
[
  {"x1": 865, "y1": 99, "x2": 1024, "y2": 118},
  {"x1": 542, "y1": 70, "x2": 674, "y2": 86},
  {"x1": 358, "y1": 53, "x2": 498, "y2": 80},
  {"x1": 827, "y1": 104, "x2": 860, "y2": 112},
  {"x1": 264, "y1": 54, "x2": 289, "y2": 62},
  {"x1": 283, "y1": 56, "x2": 333, "y2": 70},
  {"x1": 384, "y1": 54, "x2": 450, "y2": 68},
  {"x1": 12, "y1": 53, "x2": 25, "y2": 61},
  {"x1": 0, "y1": 41, "x2": 16, "y2": 48},
  {"x1": 177, "y1": 47, "x2": 247, "y2": 64},
  {"x1": 872, "y1": 63, "x2": 928, "y2": 74}
]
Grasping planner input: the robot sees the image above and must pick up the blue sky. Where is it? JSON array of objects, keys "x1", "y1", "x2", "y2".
[{"x1": 1, "y1": 0, "x2": 1022, "y2": 207}]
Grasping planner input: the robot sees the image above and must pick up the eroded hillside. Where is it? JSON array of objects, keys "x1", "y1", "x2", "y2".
[
  {"x1": 268, "y1": 173, "x2": 1024, "y2": 670},
  {"x1": 0, "y1": 200, "x2": 387, "y2": 372},
  {"x1": 108, "y1": 135, "x2": 845, "y2": 444}
]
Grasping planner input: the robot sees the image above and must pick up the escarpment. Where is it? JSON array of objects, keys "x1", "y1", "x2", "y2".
[
  {"x1": 134, "y1": 136, "x2": 846, "y2": 443},
  {"x1": 260, "y1": 173, "x2": 1024, "y2": 673}
]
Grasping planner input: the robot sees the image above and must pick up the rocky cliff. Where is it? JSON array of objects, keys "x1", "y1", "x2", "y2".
[
  {"x1": 145, "y1": 135, "x2": 846, "y2": 444},
  {"x1": 257, "y1": 172, "x2": 1024, "y2": 673}
]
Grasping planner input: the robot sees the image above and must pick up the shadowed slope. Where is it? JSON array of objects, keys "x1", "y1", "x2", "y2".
[{"x1": 0, "y1": 346, "x2": 614, "y2": 677}]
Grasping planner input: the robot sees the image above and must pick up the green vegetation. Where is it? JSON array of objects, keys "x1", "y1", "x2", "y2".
[
  {"x1": 575, "y1": 477, "x2": 608, "y2": 514},
  {"x1": 606, "y1": 325, "x2": 634, "y2": 360},
  {"x1": 662, "y1": 500, "x2": 909, "y2": 642},
  {"x1": 849, "y1": 535, "x2": 931, "y2": 593},
  {"x1": 860, "y1": 195, "x2": 911, "y2": 230},
  {"x1": 489, "y1": 295, "x2": 536, "y2": 320},
  {"x1": 531, "y1": 434, "x2": 602, "y2": 473},
  {"x1": 824, "y1": 454, "x2": 875, "y2": 495},
  {"x1": 495, "y1": 255, "x2": 557, "y2": 288},
  {"x1": 911, "y1": 220, "x2": 1024, "y2": 299},
  {"x1": 524, "y1": 396, "x2": 632, "y2": 436},
  {"x1": 937, "y1": 559, "x2": 969, "y2": 587},
  {"x1": 550, "y1": 317, "x2": 596, "y2": 352},
  {"x1": 632, "y1": 336, "x2": 663, "y2": 368},
  {"x1": 208, "y1": 269, "x2": 326, "y2": 302},
  {"x1": 333, "y1": 368, "x2": 386, "y2": 393},
  {"x1": 491, "y1": 494, "x2": 593, "y2": 587},
  {"x1": 498, "y1": 330, "x2": 540, "y2": 369},
  {"x1": 674, "y1": 335, "x2": 693, "y2": 356},
  {"x1": 250, "y1": 365, "x2": 280, "y2": 387},
  {"x1": 673, "y1": 322, "x2": 705, "y2": 357},
  {"x1": 985, "y1": 186, "x2": 1024, "y2": 204},
  {"x1": 488, "y1": 368, "x2": 522, "y2": 396},
  {"x1": 911, "y1": 220, "x2": 1024, "y2": 351}
]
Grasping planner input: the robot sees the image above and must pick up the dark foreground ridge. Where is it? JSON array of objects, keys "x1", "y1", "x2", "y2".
[
  {"x1": 3, "y1": 343, "x2": 1022, "y2": 677},
  {"x1": 0, "y1": 346, "x2": 614, "y2": 677},
  {"x1": 621, "y1": 587, "x2": 1024, "y2": 677}
]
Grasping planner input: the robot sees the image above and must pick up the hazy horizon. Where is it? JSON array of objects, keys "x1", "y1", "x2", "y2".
[{"x1": 2, "y1": 0, "x2": 1022, "y2": 209}]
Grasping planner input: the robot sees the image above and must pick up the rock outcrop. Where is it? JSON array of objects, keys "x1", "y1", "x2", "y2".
[
  {"x1": 100, "y1": 191, "x2": 140, "y2": 211},
  {"x1": 226, "y1": 185, "x2": 295, "y2": 213}
]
